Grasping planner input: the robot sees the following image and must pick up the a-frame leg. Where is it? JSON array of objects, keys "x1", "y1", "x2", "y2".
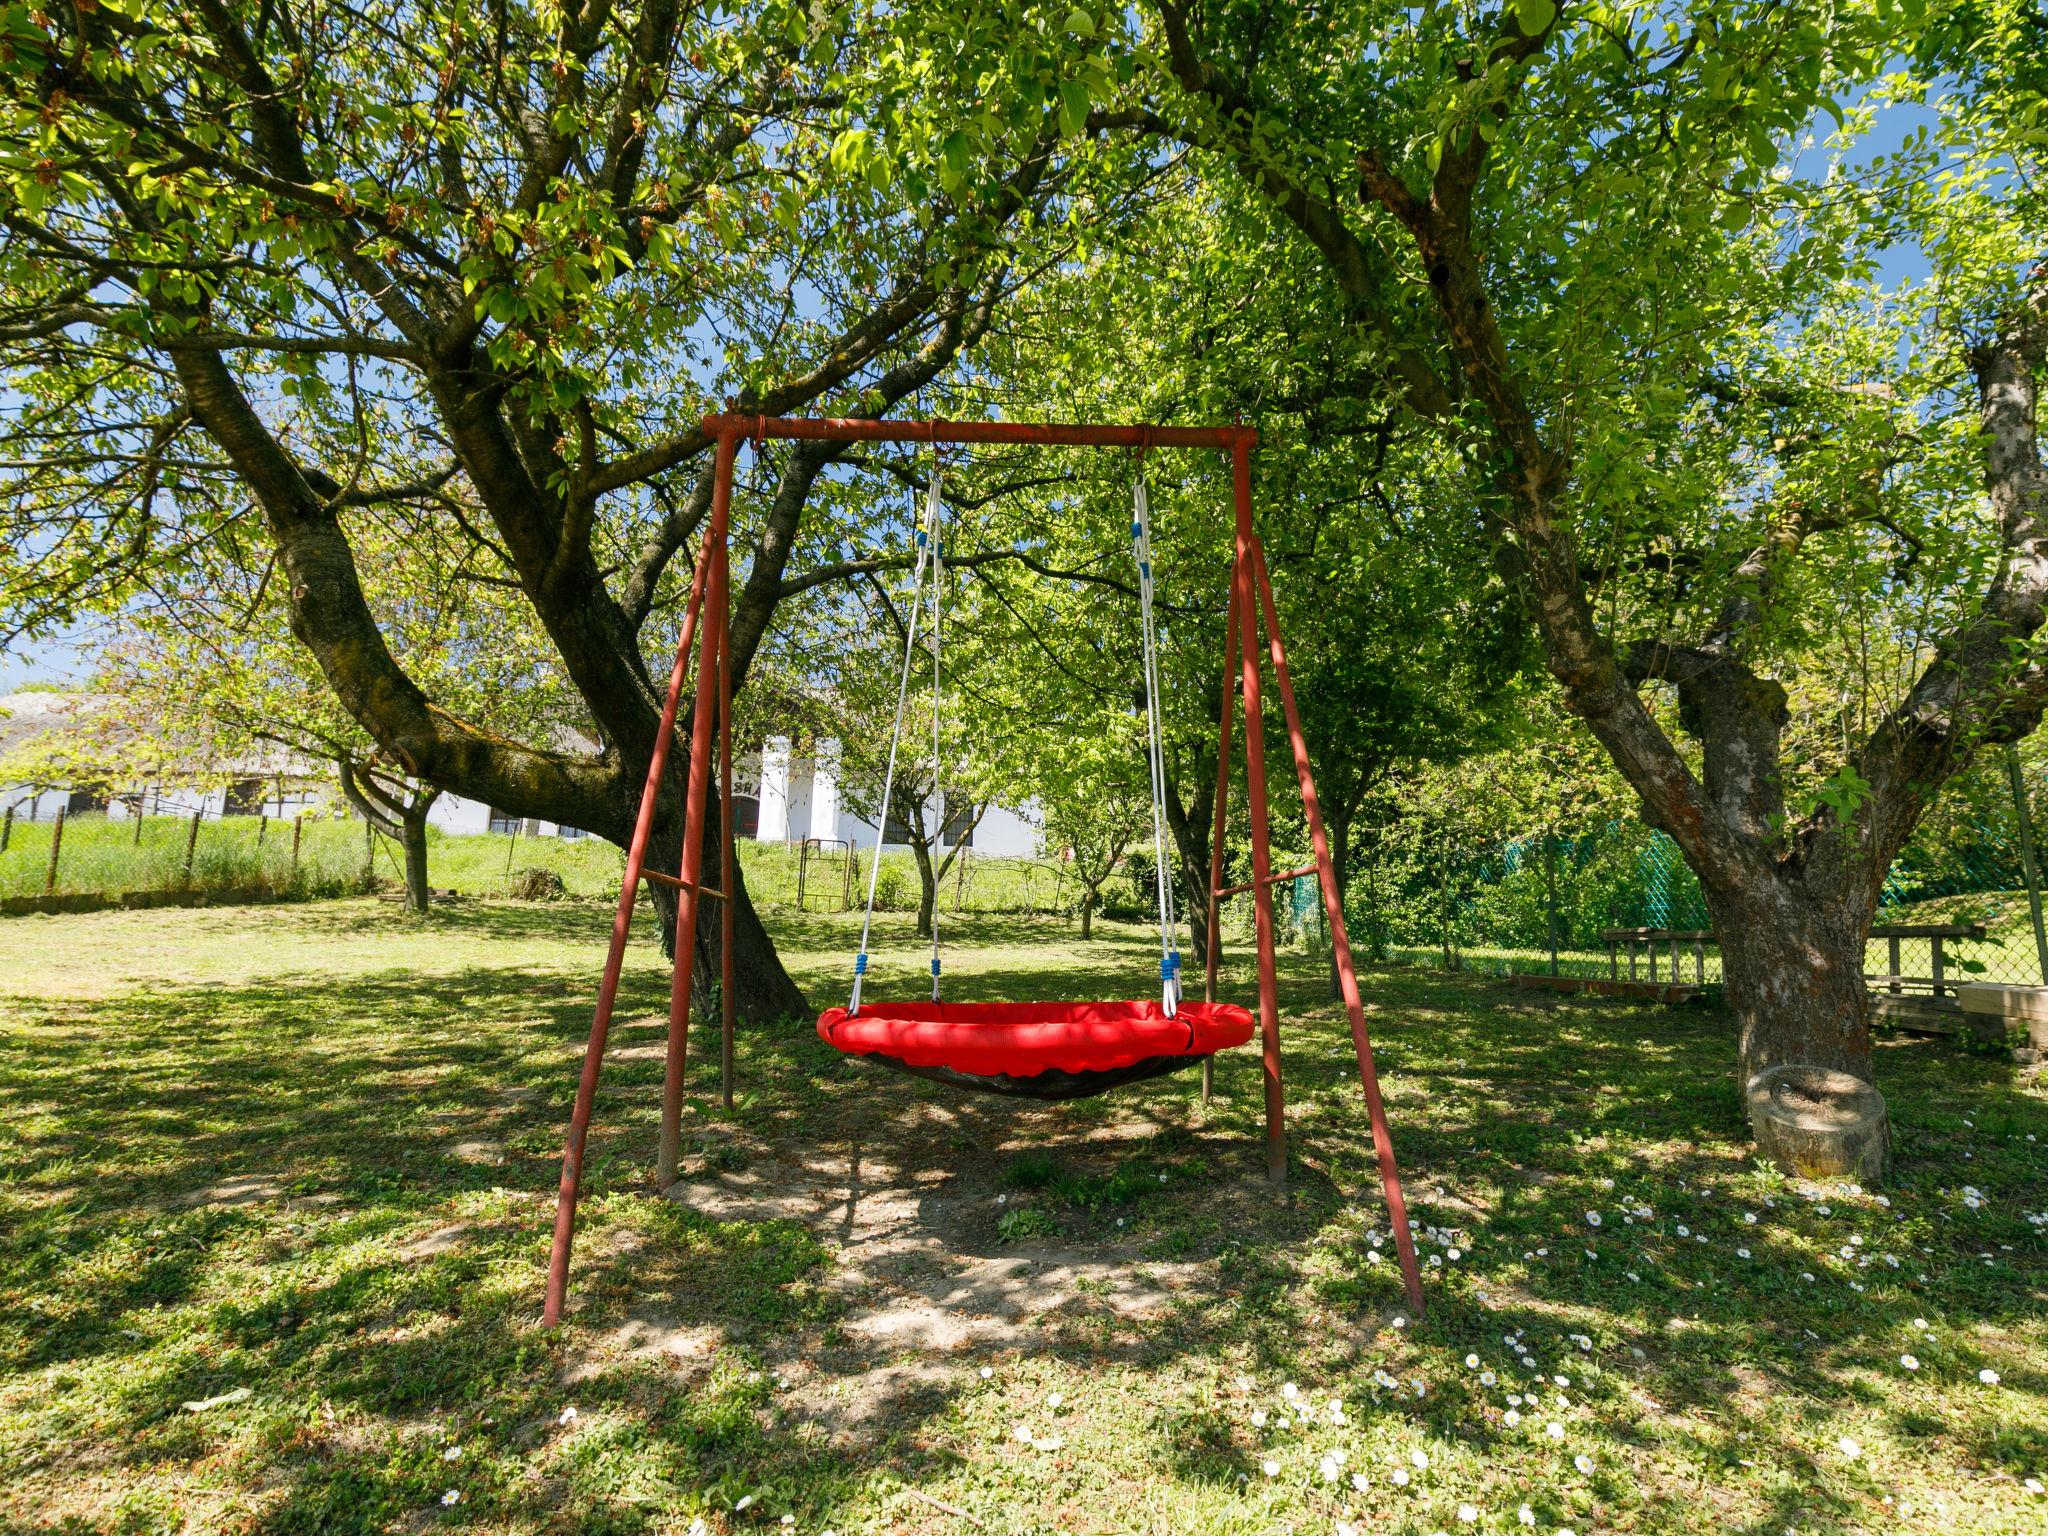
[
  {"x1": 1231, "y1": 443, "x2": 1287, "y2": 1184},
  {"x1": 717, "y1": 538, "x2": 738, "y2": 1110},
  {"x1": 543, "y1": 513, "x2": 719, "y2": 1327},
  {"x1": 658, "y1": 432, "x2": 739, "y2": 1185},
  {"x1": 1251, "y1": 538, "x2": 1426, "y2": 1315}
]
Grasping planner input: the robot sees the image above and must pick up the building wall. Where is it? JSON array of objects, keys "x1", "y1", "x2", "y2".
[{"x1": 747, "y1": 735, "x2": 1040, "y2": 858}]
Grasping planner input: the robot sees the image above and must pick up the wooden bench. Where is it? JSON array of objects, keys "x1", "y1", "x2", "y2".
[{"x1": 1601, "y1": 927, "x2": 1714, "y2": 986}]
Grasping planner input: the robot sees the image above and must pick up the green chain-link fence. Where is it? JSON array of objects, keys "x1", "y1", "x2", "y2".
[{"x1": 1343, "y1": 754, "x2": 2048, "y2": 994}]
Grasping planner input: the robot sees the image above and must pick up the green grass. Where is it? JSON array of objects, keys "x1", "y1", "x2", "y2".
[{"x1": 0, "y1": 900, "x2": 2043, "y2": 1534}]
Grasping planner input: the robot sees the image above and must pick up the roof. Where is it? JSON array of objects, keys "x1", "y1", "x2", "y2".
[{"x1": 0, "y1": 691, "x2": 315, "y2": 783}]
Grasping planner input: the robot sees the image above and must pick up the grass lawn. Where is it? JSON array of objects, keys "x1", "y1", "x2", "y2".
[{"x1": 0, "y1": 899, "x2": 2042, "y2": 1535}]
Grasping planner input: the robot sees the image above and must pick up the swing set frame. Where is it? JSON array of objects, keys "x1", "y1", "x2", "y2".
[{"x1": 542, "y1": 413, "x2": 1426, "y2": 1325}]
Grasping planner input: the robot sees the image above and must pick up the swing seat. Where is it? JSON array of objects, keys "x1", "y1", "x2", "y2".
[{"x1": 816, "y1": 998, "x2": 1256, "y2": 1100}]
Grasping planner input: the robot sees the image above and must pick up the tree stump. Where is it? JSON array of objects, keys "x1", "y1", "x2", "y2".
[{"x1": 1746, "y1": 1065, "x2": 1889, "y2": 1182}]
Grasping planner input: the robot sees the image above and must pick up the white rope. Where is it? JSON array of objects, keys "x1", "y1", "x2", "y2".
[
  {"x1": 1132, "y1": 474, "x2": 1182, "y2": 1015},
  {"x1": 850, "y1": 464, "x2": 944, "y2": 1016}
]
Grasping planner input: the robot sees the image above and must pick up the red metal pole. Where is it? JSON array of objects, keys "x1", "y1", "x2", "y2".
[
  {"x1": 717, "y1": 537, "x2": 738, "y2": 1112},
  {"x1": 543, "y1": 496, "x2": 718, "y2": 1326},
  {"x1": 702, "y1": 414, "x2": 1254, "y2": 452},
  {"x1": 657, "y1": 433, "x2": 739, "y2": 1185},
  {"x1": 1202, "y1": 551, "x2": 1241, "y2": 1105},
  {"x1": 1252, "y1": 539, "x2": 1425, "y2": 1315},
  {"x1": 1231, "y1": 443, "x2": 1287, "y2": 1184}
]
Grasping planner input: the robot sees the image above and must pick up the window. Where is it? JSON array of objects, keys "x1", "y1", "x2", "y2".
[
  {"x1": 557, "y1": 825, "x2": 588, "y2": 840},
  {"x1": 941, "y1": 797, "x2": 977, "y2": 849},
  {"x1": 487, "y1": 808, "x2": 521, "y2": 835},
  {"x1": 731, "y1": 794, "x2": 760, "y2": 840},
  {"x1": 882, "y1": 806, "x2": 913, "y2": 844},
  {"x1": 224, "y1": 777, "x2": 266, "y2": 816}
]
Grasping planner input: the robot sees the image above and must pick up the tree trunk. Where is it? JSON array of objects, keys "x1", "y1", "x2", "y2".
[
  {"x1": 400, "y1": 807, "x2": 432, "y2": 914},
  {"x1": 910, "y1": 837, "x2": 937, "y2": 939},
  {"x1": 1079, "y1": 889, "x2": 1095, "y2": 939},
  {"x1": 650, "y1": 803, "x2": 809, "y2": 1027},
  {"x1": 1708, "y1": 879, "x2": 1876, "y2": 1087}
]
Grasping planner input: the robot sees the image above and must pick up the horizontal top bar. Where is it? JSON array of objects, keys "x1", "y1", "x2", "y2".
[{"x1": 702, "y1": 414, "x2": 1255, "y2": 450}]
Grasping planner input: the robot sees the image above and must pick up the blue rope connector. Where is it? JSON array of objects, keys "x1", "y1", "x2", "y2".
[
  {"x1": 854, "y1": 953, "x2": 868, "y2": 974},
  {"x1": 1131, "y1": 521, "x2": 1143, "y2": 538},
  {"x1": 930, "y1": 957, "x2": 942, "y2": 976}
]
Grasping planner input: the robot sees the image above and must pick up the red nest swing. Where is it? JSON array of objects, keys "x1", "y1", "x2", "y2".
[
  {"x1": 817, "y1": 998, "x2": 1256, "y2": 1099},
  {"x1": 811, "y1": 467, "x2": 1246, "y2": 1097}
]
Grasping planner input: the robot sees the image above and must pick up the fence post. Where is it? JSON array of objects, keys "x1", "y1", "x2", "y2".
[
  {"x1": 2006, "y1": 746, "x2": 2048, "y2": 985},
  {"x1": 503, "y1": 818, "x2": 520, "y2": 888},
  {"x1": 797, "y1": 838, "x2": 809, "y2": 910},
  {"x1": 1439, "y1": 836, "x2": 1452, "y2": 971},
  {"x1": 132, "y1": 799, "x2": 145, "y2": 846},
  {"x1": 44, "y1": 805, "x2": 66, "y2": 894},
  {"x1": 364, "y1": 816, "x2": 376, "y2": 891},
  {"x1": 1888, "y1": 935, "x2": 1902, "y2": 995},
  {"x1": 1, "y1": 804, "x2": 12, "y2": 855},
  {"x1": 1544, "y1": 831, "x2": 1560, "y2": 976},
  {"x1": 956, "y1": 846, "x2": 969, "y2": 911},
  {"x1": 257, "y1": 814, "x2": 267, "y2": 849},
  {"x1": 1930, "y1": 934, "x2": 1946, "y2": 998},
  {"x1": 182, "y1": 809, "x2": 201, "y2": 889},
  {"x1": 291, "y1": 815, "x2": 303, "y2": 877}
]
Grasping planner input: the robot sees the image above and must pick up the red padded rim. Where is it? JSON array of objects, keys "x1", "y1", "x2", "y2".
[{"x1": 817, "y1": 998, "x2": 1256, "y2": 1078}]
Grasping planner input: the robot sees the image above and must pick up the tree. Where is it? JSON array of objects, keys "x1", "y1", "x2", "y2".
[
  {"x1": 1114, "y1": 0, "x2": 2048, "y2": 1151},
  {"x1": 1032, "y1": 713, "x2": 1154, "y2": 940},
  {"x1": 0, "y1": 0, "x2": 1149, "y2": 1019},
  {"x1": 86, "y1": 503, "x2": 576, "y2": 912}
]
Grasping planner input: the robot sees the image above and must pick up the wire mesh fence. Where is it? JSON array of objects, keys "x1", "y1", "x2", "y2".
[
  {"x1": 0, "y1": 804, "x2": 1077, "y2": 917},
  {"x1": 1328, "y1": 755, "x2": 2048, "y2": 995}
]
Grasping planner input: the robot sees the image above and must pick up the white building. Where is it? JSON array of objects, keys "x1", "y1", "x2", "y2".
[
  {"x1": 750, "y1": 735, "x2": 1039, "y2": 858},
  {"x1": 3, "y1": 692, "x2": 1039, "y2": 856}
]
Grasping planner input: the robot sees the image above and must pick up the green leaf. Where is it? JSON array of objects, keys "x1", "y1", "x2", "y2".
[
  {"x1": 1513, "y1": 0, "x2": 1556, "y2": 36},
  {"x1": 942, "y1": 129, "x2": 971, "y2": 180},
  {"x1": 1063, "y1": 7, "x2": 1095, "y2": 38},
  {"x1": 1057, "y1": 80, "x2": 1091, "y2": 137}
]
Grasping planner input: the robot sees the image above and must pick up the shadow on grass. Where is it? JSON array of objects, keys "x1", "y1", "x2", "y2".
[{"x1": 0, "y1": 908, "x2": 2042, "y2": 1533}]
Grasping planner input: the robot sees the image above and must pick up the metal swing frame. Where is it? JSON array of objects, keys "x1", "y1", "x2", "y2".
[{"x1": 542, "y1": 413, "x2": 1426, "y2": 1325}]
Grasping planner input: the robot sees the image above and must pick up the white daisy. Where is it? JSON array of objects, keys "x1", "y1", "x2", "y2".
[
  {"x1": 1574, "y1": 1453, "x2": 1594, "y2": 1474},
  {"x1": 979, "y1": 1365, "x2": 993, "y2": 1379},
  {"x1": 1585, "y1": 1211, "x2": 1603, "y2": 1227},
  {"x1": 1047, "y1": 1392, "x2": 1063, "y2": 1409},
  {"x1": 1518, "y1": 1506, "x2": 1536, "y2": 1527},
  {"x1": 1837, "y1": 1437, "x2": 1860, "y2": 1459},
  {"x1": 442, "y1": 1446, "x2": 462, "y2": 1462},
  {"x1": 1900, "y1": 1354, "x2": 1920, "y2": 1371},
  {"x1": 1458, "y1": 1504, "x2": 1479, "y2": 1522},
  {"x1": 1546, "y1": 1422, "x2": 1565, "y2": 1441},
  {"x1": 1351, "y1": 1471, "x2": 1370, "y2": 1492},
  {"x1": 440, "y1": 1490, "x2": 460, "y2": 1507},
  {"x1": 1262, "y1": 1458, "x2": 1280, "y2": 1477},
  {"x1": 1504, "y1": 1410, "x2": 1522, "y2": 1426},
  {"x1": 1411, "y1": 1449, "x2": 1430, "y2": 1470},
  {"x1": 1391, "y1": 1467, "x2": 1411, "y2": 1487},
  {"x1": 1283, "y1": 1382, "x2": 1300, "y2": 1400},
  {"x1": 1251, "y1": 1409, "x2": 1268, "y2": 1427},
  {"x1": 557, "y1": 1406, "x2": 579, "y2": 1425},
  {"x1": 1979, "y1": 1369, "x2": 2001, "y2": 1385},
  {"x1": 1465, "y1": 1353, "x2": 1480, "y2": 1369}
]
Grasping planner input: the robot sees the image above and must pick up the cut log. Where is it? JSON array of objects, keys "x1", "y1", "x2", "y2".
[{"x1": 1745, "y1": 1065, "x2": 1889, "y2": 1183}]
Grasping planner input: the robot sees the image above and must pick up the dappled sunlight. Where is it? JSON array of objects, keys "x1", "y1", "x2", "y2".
[{"x1": 0, "y1": 901, "x2": 2041, "y2": 1533}]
